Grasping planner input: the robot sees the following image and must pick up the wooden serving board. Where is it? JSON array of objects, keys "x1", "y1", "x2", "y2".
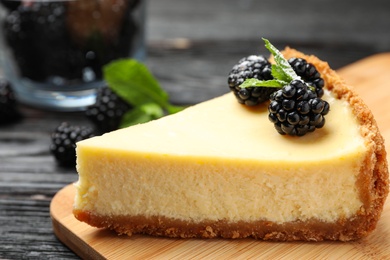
[{"x1": 51, "y1": 53, "x2": 390, "y2": 259}]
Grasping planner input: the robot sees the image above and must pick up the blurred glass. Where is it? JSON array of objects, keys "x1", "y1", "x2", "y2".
[{"x1": 0, "y1": 0, "x2": 146, "y2": 111}]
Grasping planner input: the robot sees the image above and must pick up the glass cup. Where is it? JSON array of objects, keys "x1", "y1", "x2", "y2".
[{"x1": 0, "y1": 0, "x2": 146, "y2": 111}]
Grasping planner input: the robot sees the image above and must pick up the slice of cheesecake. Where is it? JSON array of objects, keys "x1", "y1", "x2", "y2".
[{"x1": 73, "y1": 48, "x2": 389, "y2": 241}]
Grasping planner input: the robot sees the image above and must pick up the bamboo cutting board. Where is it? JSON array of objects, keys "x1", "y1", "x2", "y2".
[{"x1": 51, "y1": 53, "x2": 390, "y2": 259}]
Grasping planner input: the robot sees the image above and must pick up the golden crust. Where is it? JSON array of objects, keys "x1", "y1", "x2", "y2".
[
  {"x1": 73, "y1": 48, "x2": 389, "y2": 241},
  {"x1": 74, "y1": 207, "x2": 383, "y2": 241},
  {"x1": 282, "y1": 48, "x2": 389, "y2": 240}
]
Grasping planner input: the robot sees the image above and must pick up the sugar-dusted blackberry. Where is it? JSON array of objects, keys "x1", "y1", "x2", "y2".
[
  {"x1": 86, "y1": 86, "x2": 131, "y2": 133},
  {"x1": 268, "y1": 79, "x2": 330, "y2": 136},
  {"x1": 228, "y1": 55, "x2": 274, "y2": 106},
  {"x1": 50, "y1": 122, "x2": 94, "y2": 167},
  {"x1": 0, "y1": 79, "x2": 21, "y2": 125},
  {"x1": 288, "y1": 58, "x2": 325, "y2": 98}
]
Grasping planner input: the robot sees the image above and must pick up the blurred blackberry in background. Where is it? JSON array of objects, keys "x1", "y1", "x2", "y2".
[
  {"x1": 228, "y1": 55, "x2": 274, "y2": 106},
  {"x1": 85, "y1": 86, "x2": 132, "y2": 133},
  {"x1": 0, "y1": 79, "x2": 21, "y2": 125},
  {"x1": 50, "y1": 122, "x2": 94, "y2": 167}
]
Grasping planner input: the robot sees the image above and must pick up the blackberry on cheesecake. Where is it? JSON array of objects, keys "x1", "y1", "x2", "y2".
[
  {"x1": 229, "y1": 39, "x2": 330, "y2": 136},
  {"x1": 268, "y1": 79, "x2": 330, "y2": 136},
  {"x1": 289, "y1": 57, "x2": 325, "y2": 98},
  {"x1": 227, "y1": 55, "x2": 274, "y2": 106}
]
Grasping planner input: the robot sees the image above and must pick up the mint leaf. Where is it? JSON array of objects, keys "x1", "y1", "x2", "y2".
[
  {"x1": 240, "y1": 78, "x2": 287, "y2": 89},
  {"x1": 262, "y1": 38, "x2": 299, "y2": 82},
  {"x1": 166, "y1": 104, "x2": 185, "y2": 114},
  {"x1": 239, "y1": 38, "x2": 301, "y2": 91},
  {"x1": 103, "y1": 59, "x2": 169, "y2": 109},
  {"x1": 271, "y1": 64, "x2": 290, "y2": 82},
  {"x1": 120, "y1": 102, "x2": 164, "y2": 128},
  {"x1": 103, "y1": 58, "x2": 184, "y2": 129}
]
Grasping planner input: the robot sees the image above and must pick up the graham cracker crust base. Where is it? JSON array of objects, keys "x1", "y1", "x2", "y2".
[
  {"x1": 73, "y1": 48, "x2": 389, "y2": 241},
  {"x1": 73, "y1": 209, "x2": 381, "y2": 241}
]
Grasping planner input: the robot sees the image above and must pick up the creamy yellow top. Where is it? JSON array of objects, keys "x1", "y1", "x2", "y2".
[
  {"x1": 83, "y1": 91, "x2": 366, "y2": 163},
  {"x1": 75, "y1": 91, "x2": 367, "y2": 223}
]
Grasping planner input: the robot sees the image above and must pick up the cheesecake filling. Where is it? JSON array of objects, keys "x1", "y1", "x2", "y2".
[
  {"x1": 75, "y1": 154, "x2": 364, "y2": 224},
  {"x1": 75, "y1": 90, "x2": 367, "y2": 224}
]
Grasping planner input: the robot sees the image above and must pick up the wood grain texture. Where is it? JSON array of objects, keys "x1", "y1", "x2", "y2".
[{"x1": 50, "y1": 53, "x2": 390, "y2": 259}]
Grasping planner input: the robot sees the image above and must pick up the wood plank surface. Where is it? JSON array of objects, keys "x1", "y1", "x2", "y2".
[{"x1": 50, "y1": 53, "x2": 390, "y2": 259}]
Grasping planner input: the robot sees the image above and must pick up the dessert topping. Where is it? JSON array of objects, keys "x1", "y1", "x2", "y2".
[
  {"x1": 227, "y1": 55, "x2": 274, "y2": 106},
  {"x1": 269, "y1": 79, "x2": 330, "y2": 136},
  {"x1": 288, "y1": 57, "x2": 325, "y2": 98},
  {"x1": 230, "y1": 38, "x2": 330, "y2": 136}
]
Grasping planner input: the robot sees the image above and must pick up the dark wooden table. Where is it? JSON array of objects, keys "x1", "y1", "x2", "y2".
[{"x1": 1, "y1": 0, "x2": 390, "y2": 259}]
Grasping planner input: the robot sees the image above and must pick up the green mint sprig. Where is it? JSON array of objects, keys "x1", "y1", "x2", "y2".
[
  {"x1": 240, "y1": 38, "x2": 300, "y2": 89},
  {"x1": 103, "y1": 59, "x2": 184, "y2": 128}
]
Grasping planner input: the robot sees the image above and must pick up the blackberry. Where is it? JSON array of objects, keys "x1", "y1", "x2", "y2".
[
  {"x1": 268, "y1": 79, "x2": 330, "y2": 136},
  {"x1": 85, "y1": 86, "x2": 131, "y2": 133},
  {"x1": 0, "y1": 79, "x2": 21, "y2": 125},
  {"x1": 50, "y1": 122, "x2": 94, "y2": 167},
  {"x1": 228, "y1": 55, "x2": 274, "y2": 106},
  {"x1": 289, "y1": 58, "x2": 325, "y2": 98}
]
